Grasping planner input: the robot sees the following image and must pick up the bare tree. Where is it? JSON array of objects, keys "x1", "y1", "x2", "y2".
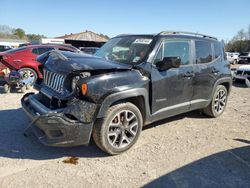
[{"x1": 247, "y1": 24, "x2": 250, "y2": 40}]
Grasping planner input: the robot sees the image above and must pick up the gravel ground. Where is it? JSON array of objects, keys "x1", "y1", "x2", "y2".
[{"x1": 0, "y1": 84, "x2": 249, "y2": 188}]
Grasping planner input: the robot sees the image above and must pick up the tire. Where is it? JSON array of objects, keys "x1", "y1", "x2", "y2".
[
  {"x1": 19, "y1": 68, "x2": 38, "y2": 86},
  {"x1": 203, "y1": 85, "x2": 228, "y2": 118},
  {"x1": 93, "y1": 102, "x2": 143, "y2": 155}
]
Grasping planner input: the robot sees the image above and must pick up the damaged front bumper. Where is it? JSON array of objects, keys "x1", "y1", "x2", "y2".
[{"x1": 21, "y1": 93, "x2": 97, "y2": 147}]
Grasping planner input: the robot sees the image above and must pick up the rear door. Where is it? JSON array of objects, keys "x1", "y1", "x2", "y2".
[
  {"x1": 151, "y1": 38, "x2": 194, "y2": 120},
  {"x1": 191, "y1": 40, "x2": 222, "y2": 109}
]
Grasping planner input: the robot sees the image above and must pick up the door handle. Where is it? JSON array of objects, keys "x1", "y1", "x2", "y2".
[
  {"x1": 14, "y1": 59, "x2": 22, "y2": 62},
  {"x1": 184, "y1": 72, "x2": 194, "y2": 78}
]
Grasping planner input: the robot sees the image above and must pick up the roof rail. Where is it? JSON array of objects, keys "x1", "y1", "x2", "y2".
[{"x1": 158, "y1": 31, "x2": 218, "y2": 40}]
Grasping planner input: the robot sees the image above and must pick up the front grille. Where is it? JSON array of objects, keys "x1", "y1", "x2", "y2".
[{"x1": 43, "y1": 70, "x2": 65, "y2": 93}]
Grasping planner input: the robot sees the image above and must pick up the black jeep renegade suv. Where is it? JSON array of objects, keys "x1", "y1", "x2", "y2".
[{"x1": 21, "y1": 31, "x2": 232, "y2": 155}]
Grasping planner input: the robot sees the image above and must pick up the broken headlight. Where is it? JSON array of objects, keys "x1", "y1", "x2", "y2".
[
  {"x1": 80, "y1": 72, "x2": 91, "y2": 78},
  {"x1": 71, "y1": 72, "x2": 91, "y2": 92},
  {"x1": 71, "y1": 76, "x2": 80, "y2": 91}
]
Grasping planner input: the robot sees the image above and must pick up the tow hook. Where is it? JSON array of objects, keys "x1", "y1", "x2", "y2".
[{"x1": 23, "y1": 112, "x2": 40, "y2": 137}]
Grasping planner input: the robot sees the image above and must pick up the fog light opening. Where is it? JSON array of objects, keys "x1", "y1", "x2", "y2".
[
  {"x1": 48, "y1": 130, "x2": 64, "y2": 138},
  {"x1": 65, "y1": 113, "x2": 78, "y2": 121}
]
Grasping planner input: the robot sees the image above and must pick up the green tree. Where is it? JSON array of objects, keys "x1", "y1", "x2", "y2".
[
  {"x1": 14, "y1": 28, "x2": 25, "y2": 39},
  {"x1": 26, "y1": 34, "x2": 46, "y2": 41}
]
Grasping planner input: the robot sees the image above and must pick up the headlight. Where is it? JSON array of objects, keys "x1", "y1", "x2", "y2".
[
  {"x1": 71, "y1": 72, "x2": 91, "y2": 92},
  {"x1": 71, "y1": 76, "x2": 80, "y2": 91},
  {"x1": 80, "y1": 72, "x2": 91, "y2": 78}
]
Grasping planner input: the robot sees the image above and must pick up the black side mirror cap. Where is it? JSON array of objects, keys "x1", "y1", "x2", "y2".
[{"x1": 155, "y1": 56, "x2": 181, "y2": 71}]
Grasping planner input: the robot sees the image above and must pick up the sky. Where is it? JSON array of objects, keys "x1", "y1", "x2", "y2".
[{"x1": 0, "y1": 0, "x2": 250, "y2": 41}]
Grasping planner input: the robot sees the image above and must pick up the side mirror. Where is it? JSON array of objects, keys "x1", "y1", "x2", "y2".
[{"x1": 155, "y1": 57, "x2": 181, "y2": 71}]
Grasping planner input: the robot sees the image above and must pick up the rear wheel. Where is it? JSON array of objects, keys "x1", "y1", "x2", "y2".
[
  {"x1": 93, "y1": 102, "x2": 143, "y2": 155},
  {"x1": 203, "y1": 85, "x2": 228, "y2": 117}
]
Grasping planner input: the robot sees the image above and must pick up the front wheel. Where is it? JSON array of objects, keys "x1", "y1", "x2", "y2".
[
  {"x1": 203, "y1": 85, "x2": 228, "y2": 117},
  {"x1": 19, "y1": 68, "x2": 38, "y2": 86},
  {"x1": 93, "y1": 102, "x2": 143, "y2": 155}
]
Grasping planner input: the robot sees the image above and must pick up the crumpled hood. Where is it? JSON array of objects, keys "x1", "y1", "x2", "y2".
[{"x1": 43, "y1": 50, "x2": 132, "y2": 73}]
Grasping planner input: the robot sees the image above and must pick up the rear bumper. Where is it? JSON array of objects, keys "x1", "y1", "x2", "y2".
[{"x1": 21, "y1": 93, "x2": 95, "y2": 147}]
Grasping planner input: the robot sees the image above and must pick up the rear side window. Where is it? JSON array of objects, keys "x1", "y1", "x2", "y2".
[
  {"x1": 195, "y1": 41, "x2": 212, "y2": 64},
  {"x1": 32, "y1": 48, "x2": 54, "y2": 55},
  {"x1": 154, "y1": 39, "x2": 190, "y2": 65}
]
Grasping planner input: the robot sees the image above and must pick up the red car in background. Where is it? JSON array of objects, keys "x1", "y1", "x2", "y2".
[{"x1": 0, "y1": 44, "x2": 80, "y2": 84}]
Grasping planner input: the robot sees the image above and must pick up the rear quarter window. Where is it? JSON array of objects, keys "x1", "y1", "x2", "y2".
[{"x1": 213, "y1": 42, "x2": 223, "y2": 60}]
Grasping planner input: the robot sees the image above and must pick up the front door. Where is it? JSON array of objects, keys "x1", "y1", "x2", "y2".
[{"x1": 151, "y1": 39, "x2": 194, "y2": 121}]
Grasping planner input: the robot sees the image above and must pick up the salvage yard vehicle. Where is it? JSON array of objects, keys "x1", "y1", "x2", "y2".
[
  {"x1": 0, "y1": 45, "x2": 12, "y2": 52},
  {"x1": 233, "y1": 64, "x2": 250, "y2": 87},
  {"x1": 21, "y1": 31, "x2": 232, "y2": 155},
  {"x1": 226, "y1": 52, "x2": 239, "y2": 64},
  {"x1": 238, "y1": 52, "x2": 250, "y2": 64},
  {"x1": 0, "y1": 44, "x2": 80, "y2": 85}
]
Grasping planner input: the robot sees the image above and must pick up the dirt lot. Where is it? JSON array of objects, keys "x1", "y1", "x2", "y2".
[{"x1": 0, "y1": 83, "x2": 249, "y2": 188}]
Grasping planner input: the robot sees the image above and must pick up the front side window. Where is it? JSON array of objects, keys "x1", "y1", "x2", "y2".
[
  {"x1": 195, "y1": 41, "x2": 212, "y2": 64},
  {"x1": 38, "y1": 48, "x2": 54, "y2": 54},
  {"x1": 154, "y1": 39, "x2": 190, "y2": 65},
  {"x1": 32, "y1": 48, "x2": 54, "y2": 55},
  {"x1": 31, "y1": 48, "x2": 39, "y2": 55},
  {"x1": 95, "y1": 36, "x2": 153, "y2": 64}
]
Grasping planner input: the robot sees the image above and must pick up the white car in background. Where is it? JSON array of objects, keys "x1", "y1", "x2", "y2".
[
  {"x1": 233, "y1": 65, "x2": 250, "y2": 87},
  {"x1": 226, "y1": 52, "x2": 239, "y2": 64}
]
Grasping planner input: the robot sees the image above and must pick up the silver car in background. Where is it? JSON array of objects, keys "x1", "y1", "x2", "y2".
[{"x1": 233, "y1": 65, "x2": 250, "y2": 87}]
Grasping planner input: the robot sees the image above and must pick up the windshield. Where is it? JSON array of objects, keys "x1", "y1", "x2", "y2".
[{"x1": 95, "y1": 36, "x2": 153, "y2": 64}]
